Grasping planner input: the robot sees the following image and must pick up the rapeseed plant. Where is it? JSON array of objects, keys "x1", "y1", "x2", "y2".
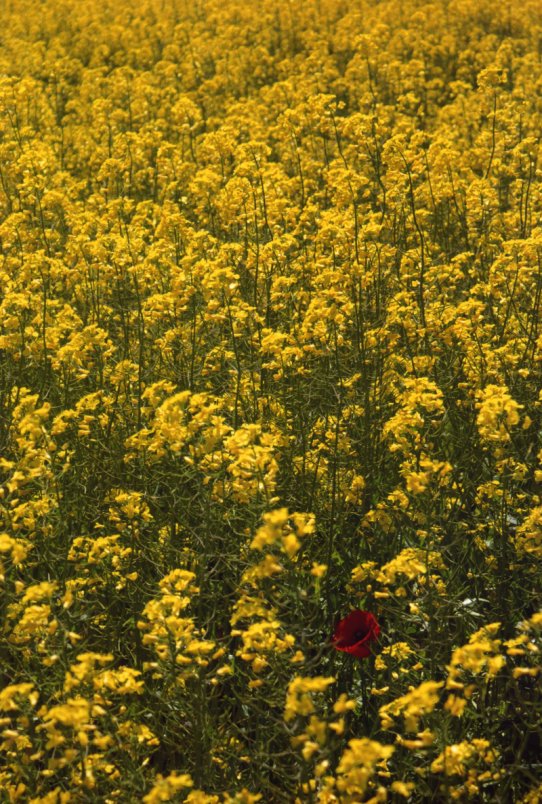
[{"x1": 0, "y1": 0, "x2": 541, "y2": 798}]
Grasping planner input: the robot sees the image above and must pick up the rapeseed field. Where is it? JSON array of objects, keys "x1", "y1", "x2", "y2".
[{"x1": 1, "y1": 0, "x2": 541, "y2": 800}]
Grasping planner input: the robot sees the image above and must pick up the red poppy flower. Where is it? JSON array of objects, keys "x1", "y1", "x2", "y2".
[{"x1": 332, "y1": 610, "x2": 380, "y2": 658}]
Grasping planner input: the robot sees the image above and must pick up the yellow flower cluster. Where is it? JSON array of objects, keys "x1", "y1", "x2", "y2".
[
  {"x1": 447, "y1": 623, "x2": 504, "y2": 687},
  {"x1": 379, "y1": 680, "x2": 443, "y2": 732},
  {"x1": 430, "y1": 739, "x2": 499, "y2": 800},
  {"x1": 138, "y1": 569, "x2": 217, "y2": 679},
  {"x1": 334, "y1": 739, "x2": 395, "y2": 802}
]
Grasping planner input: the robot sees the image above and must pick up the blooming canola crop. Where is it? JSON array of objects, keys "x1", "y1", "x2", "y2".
[{"x1": 1, "y1": 0, "x2": 542, "y2": 800}]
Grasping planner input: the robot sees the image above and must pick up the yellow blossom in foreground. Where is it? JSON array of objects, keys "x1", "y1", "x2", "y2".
[
  {"x1": 143, "y1": 772, "x2": 194, "y2": 803},
  {"x1": 375, "y1": 548, "x2": 445, "y2": 587},
  {"x1": 284, "y1": 676, "x2": 335, "y2": 722},
  {"x1": 447, "y1": 623, "x2": 504, "y2": 686},
  {"x1": 431, "y1": 739, "x2": 497, "y2": 775},
  {"x1": 521, "y1": 783, "x2": 542, "y2": 803},
  {"x1": 41, "y1": 698, "x2": 91, "y2": 729},
  {"x1": 516, "y1": 508, "x2": 542, "y2": 557},
  {"x1": 380, "y1": 681, "x2": 443, "y2": 732},
  {"x1": 0, "y1": 683, "x2": 38, "y2": 711},
  {"x1": 430, "y1": 739, "x2": 499, "y2": 798},
  {"x1": 335, "y1": 738, "x2": 394, "y2": 800},
  {"x1": 476, "y1": 384, "x2": 522, "y2": 443}
]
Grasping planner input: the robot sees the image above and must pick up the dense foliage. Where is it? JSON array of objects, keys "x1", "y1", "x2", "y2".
[{"x1": 1, "y1": 0, "x2": 542, "y2": 800}]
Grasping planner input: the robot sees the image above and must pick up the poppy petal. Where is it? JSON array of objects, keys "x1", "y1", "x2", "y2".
[{"x1": 332, "y1": 610, "x2": 380, "y2": 659}]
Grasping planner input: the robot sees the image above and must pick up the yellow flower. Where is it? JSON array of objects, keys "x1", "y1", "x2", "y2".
[
  {"x1": 476, "y1": 384, "x2": 522, "y2": 444},
  {"x1": 431, "y1": 739, "x2": 497, "y2": 776},
  {"x1": 336, "y1": 738, "x2": 394, "y2": 798},
  {"x1": 447, "y1": 623, "x2": 503, "y2": 686},
  {"x1": 380, "y1": 681, "x2": 443, "y2": 732},
  {"x1": 143, "y1": 772, "x2": 193, "y2": 803},
  {"x1": 0, "y1": 683, "x2": 38, "y2": 711},
  {"x1": 42, "y1": 698, "x2": 91, "y2": 729},
  {"x1": 284, "y1": 676, "x2": 335, "y2": 722}
]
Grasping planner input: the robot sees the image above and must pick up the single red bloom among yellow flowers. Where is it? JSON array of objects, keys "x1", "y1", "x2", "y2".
[{"x1": 332, "y1": 610, "x2": 380, "y2": 658}]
